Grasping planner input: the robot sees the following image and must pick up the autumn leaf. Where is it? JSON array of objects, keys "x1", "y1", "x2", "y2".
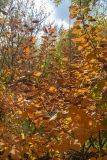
[
  {"x1": 73, "y1": 20, "x2": 81, "y2": 27},
  {"x1": 94, "y1": 37, "x2": 102, "y2": 41},
  {"x1": 34, "y1": 72, "x2": 42, "y2": 77},
  {"x1": 41, "y1": 43, "x2": 48, "y2": 47},
  {"x1": 16, "y1": 110, "x2": 22, "y2": 115},
  {"x1": 72, "y1": 29, "x2": 82, "y2": 35},
  {"x1": 78, "y1": 46, "x2": 83, "y2": 51},
  {"x1": 48, "y1": 86, "x2": 57, "y2": 93},
  {"x1": 86, "y1": 16, "x2": 96, "y2": 21},
  {"x1": 0, "y1": 1, "x2": 107, "y2": 158},
  {"x1": 63, "y1": 57, "x2": 69, "y2": 62},
  {"x1": 31, "y1": 37, "x2": 37, "y2": 43},
  {"x1": 21, "y1": 132, "x2": 25, "y2": 139},
  {"x1": 48, "y1": 28, "x2": 56, "y2": 33},
  {"x1": 69, "y1": 14, "x2": 76, "y2": 19},
  {"x1": 59, "y1": 68, "x2": 66, "y2": 72},
  {"x1": 69, "y1": 6, "x2": 77, "y2": 11},
  {"x1": 25, "y1": 47, "x2": 30, "y2": 59},
  {"x1": 71, "y1": 37, "x2": 86, "y2": 43}
]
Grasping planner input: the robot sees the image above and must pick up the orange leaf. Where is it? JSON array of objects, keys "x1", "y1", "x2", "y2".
[
  {"x1": 69, "y1": 6, "x2": 77, "y2": 11},
  {"x1": 25, "y1": 47, "x2": 30, "y2": 59},
  {"x1": 76, "y1": 129, "x2": 90, "y2": 145},
  {"x1": 72, "y1": 29, "x2": 82, "y2": 35},
  {"x1": 63, "y1": 57, "x2": 69, "y2": 62},
  {"x1": 71, "y1": 37, "x2": 86, "y2": 43},
  {"x1": 78, "y1": 46, "x2": 83, "y2": 51},
  {"x1": 73, "y1": 20, "x2": 81, "y2": 27},
  {"x1": 59, "y1": 69, "x2": 66, "y2": 72},
  {"x1": 34, "y1": 72, "x2": 42, "y2": 77},
  {"x1": 94, "y1": 37, "x2": 102, "y2": 41},
  {"x1": 69, "y1": 14, "x2": 76, "y2": 19},
  {"x1": 48, "y1": 86, "x2": 57, "y2": 93}
]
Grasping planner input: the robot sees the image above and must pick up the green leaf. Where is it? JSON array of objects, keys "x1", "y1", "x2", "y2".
[
  {"x1": 37, "y1": 126, "x2": 44, "y2": 135},
  {"x1": 102, "y1": 117, "x2": 107, "y2": 127}
]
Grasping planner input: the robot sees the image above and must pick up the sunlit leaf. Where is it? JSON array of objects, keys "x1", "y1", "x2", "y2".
[
  {"x1": 34, "y1": 71, "x2": 42, "y2": 77},
  {"x1": 25, "y1": 47, "x2": 30, "y2": 59},
  {"x1": 69, "y1": 14, "x2": 76, "y2": 19},
  {"x1": 48, "y1": 86, "x2": 57, "y2": 93},
  {"x1": 72, "y1": 29, "x2": 82, "y2": 35},
  {"x1": 73, "y1": 20, "x2": 81, "y2": 27}
]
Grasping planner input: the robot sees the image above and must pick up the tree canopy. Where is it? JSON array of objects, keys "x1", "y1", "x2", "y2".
[{"x1": 0, "y1": 0, "x2": 107, "y2": 159}]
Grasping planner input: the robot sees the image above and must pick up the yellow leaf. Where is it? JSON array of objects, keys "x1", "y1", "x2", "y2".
[
  {"x1": 21, "y1": 132, "x2": 25, "y2": 139},
  {"x1": 16, "y1": 110, "x2": 22, "y2": 115},
  {"x1": 90, "y1": 59, "x2": 96, "y2": 63},
  {"x1": 89, "y1": 120, "x2": 93, "y2": 126},
  {"x1": 78, "y1": 46, "x2": 83, "y2": 51},
  {"x1": 84, "y1": 42, "x2": 89, "y2": 47},
  {"x1": 90, "y1": 105, "x2": 96, "y2": 110},
  {"x1": 86, "y1": 16, "x2": 96, "y2": 21},
  {"x1": 32, "y1": 37, "x2": 37, "y2": 43}
]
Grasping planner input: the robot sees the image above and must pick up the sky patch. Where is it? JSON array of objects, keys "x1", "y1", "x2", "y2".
[{"x1": 34, "y1": 0, "x2": 71, "y2": 28}]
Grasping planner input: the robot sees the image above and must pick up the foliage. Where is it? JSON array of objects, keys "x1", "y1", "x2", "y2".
[
  {"x1": 52, "y1": 0, "x2": 63, "y2": 6},
  {"x1": 0, "y1": 0, "x2": 9, "y2": 8},
  {"x1": 0, "y1": 0, "x2": 107, "y2": 159}
]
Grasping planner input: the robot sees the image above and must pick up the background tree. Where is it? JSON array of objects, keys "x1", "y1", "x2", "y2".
[
  {"x1": 0, "y1": 0, "x2": 48, "y2": 82},
  {"x1": 0, "y1": 0, "x2": 9, "y2": 8}
]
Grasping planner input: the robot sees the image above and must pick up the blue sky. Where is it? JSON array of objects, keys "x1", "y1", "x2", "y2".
[
  {"x1": 34, "y1": 0, "x2": 71, "y2": 28},
  {"x1": 50, "y1": 0, "x2": 71, "y2": 27}
]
